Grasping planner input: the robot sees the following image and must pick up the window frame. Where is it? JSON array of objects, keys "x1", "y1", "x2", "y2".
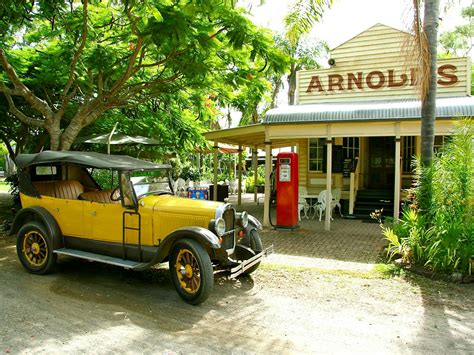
[
  {"x1": 402, "y1": 136, "x2": 416, "y2": 174},
  {"x1": 434, "y1": 135, "x2": 447, "y2": 153},
  {"x1": 342, "y1": 137, "x2": 360, "y2": 161},
  {"x1": 308, "y1": 138, "x2": 325, "y2": 172}
]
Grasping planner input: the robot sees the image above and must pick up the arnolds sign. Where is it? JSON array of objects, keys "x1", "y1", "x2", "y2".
[
  {"x1": 297, "y1": 24, "x2": 471, "y2": 104},
  {"x1": 306, "y1": 64, "x2": 458, "y2": 93}
]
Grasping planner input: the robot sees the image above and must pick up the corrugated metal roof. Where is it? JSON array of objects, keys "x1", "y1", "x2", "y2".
[{"x1": 265, "y1": 96, "x2": 474, "y2": 124}]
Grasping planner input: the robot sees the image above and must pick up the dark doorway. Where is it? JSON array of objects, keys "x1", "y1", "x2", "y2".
[{"x1": 368, "y1": 137, "x2": 395, "y2": 190}]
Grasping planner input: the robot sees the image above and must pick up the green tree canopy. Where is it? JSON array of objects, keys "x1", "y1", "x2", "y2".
[
  {"x1": 274, "y1": 34, "x2": 328, "y2": 105},
  {"x1": 439, "y1": 5, "x2": 473, "y2": 57},
  {"x1": 0, "y1": 0, "x2": 286, "y2": 152}
]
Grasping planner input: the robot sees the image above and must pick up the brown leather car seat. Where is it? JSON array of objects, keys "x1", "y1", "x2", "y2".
[
  {"x1": 79, "y1": 189, "x2": 119, "y2": 204},
  {"x1": 33, "y1": 180, "x2": 85, "y2": 200}
]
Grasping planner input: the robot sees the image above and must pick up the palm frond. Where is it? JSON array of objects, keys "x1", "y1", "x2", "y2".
[
  {"x1": 402, "y1": 0, "x2": 431, "y2": 101},
  {"x1": 284, "y1": 0, "x2": 332, "y2": 45}
]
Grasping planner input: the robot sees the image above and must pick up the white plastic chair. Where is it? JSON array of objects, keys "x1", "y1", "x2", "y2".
[
  {"x1": 229, "y1": 179, "x2": 238, "y2": 194},
  {"x1": 199, "y1": 180, "x2": 210, "y2": 188},
  {"x1": 315, "y1": 190, "x2": 334, "y2": 221},
  {"x1": 298, "y1": 186, "x2": 310, "y2": 220},
  {"x1": 331, "y1": 188, "x2": 343, "y2": 217},
  {"x1": 175, "y1": 178, "x2": 186, "y2": 197},
  {"x1": 240, "y1": 178, "x2": 247, "y2": 194}
]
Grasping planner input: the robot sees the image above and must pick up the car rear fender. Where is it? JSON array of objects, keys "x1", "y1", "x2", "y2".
[{"x1": 10, "y1": 206, "x2": 63, "y2": 249}]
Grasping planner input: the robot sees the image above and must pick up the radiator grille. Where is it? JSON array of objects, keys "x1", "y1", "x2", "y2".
[
  {"x1": 223, "y1": 208, "x2": 235, "y2": 231},
  {"x1": 221, "y1": 208, "x2": 235, "y2": 250}
]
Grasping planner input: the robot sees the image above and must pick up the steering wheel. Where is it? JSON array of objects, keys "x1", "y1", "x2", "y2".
[{"x1": 110, "y1": 187, "x2": 121, "y2": 201}]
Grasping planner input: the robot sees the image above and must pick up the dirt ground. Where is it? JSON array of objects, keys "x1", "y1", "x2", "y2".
[
  {"x1": 0, "y1": 191, "x2": 472, "y2": 354},
  {"x1": 1, "y1": 231, "x2": 473, "y2": 354}
]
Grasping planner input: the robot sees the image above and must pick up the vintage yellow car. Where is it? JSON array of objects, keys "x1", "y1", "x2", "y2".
[{"x1": 11, "y1": 151, "x2": 269, "y2": 304}]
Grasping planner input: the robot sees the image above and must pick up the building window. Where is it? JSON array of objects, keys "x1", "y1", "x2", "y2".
[
  {"x1": 402, "y1": 136, "x2": 416, "y2": 173},
  {"x1": 343, "y1": 137, "x2": 359, "y2": 160},
  {"x1": 434, "y1": 136, "x2": 447, "y2": 153},
  {"x1": 308, "y1": 138, "x2": 325, "y2": 172}
]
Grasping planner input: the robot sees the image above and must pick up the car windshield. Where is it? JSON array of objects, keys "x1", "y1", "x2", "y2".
[{"x1": 130, "y1": 169, "x2": 173, "y2": 197}]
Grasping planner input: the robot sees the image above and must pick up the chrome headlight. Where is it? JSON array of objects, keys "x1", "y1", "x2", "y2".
[
  {"x1": 214, "y1": 217, "x2": 226, "y2": 237},
  {"x1": 237, "y1": 211, "x2": 249, "y2": 228}
]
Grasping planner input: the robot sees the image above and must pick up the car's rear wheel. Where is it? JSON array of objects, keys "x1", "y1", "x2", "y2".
[
  {"x1": 169, "y1": 238, "x2": 213, "y2": 305},
  {"x1": 17, "y1": 222, "x2": 57, "y2": 274}
]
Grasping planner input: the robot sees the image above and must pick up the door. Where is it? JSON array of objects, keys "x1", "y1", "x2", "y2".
[
  {"x1": 48, "y1": 198, "x2": 85, "y2": 238},
  {"x1": 368, "y1": 137, "x2": 395, "y2": 190},
  {"x1": 83, "y1": 202, "x2": 125, "y2": 243}
]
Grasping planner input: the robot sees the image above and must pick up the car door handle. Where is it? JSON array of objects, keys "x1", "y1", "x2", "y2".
[{"x1": 91, "y1": 211, "x2": 97, "y2": 216}]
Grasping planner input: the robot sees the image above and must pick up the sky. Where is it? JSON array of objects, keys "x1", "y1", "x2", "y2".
[{"x1": 244, "y1": 0, "x2": 472, "y2": 50}]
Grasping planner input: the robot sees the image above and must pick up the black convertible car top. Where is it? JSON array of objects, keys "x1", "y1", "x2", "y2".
[{"x1": 16, "y1": 150, "x2": 171, "y2": 171}]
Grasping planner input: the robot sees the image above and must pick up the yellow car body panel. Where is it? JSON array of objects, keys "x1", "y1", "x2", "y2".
[
  {"x1": 82, "y1": 201, "x2": 139, "y2": 244},
  {"x1": 20, "y1": 193, "x2": 86, "y2": 238},
  {"x1": 20, "y1": 192, "x2": 224, "y2": 247},
  {"x1": 141, "y1": 194, "x2": 223, "y2": 244}
]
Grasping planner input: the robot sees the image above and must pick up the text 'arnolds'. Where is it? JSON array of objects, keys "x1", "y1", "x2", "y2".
[{"x1": 306, "y1": 64, "x2": 458, "y2": 93}]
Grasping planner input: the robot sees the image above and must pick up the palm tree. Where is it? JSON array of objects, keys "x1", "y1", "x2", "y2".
[
  {"x1": 284, "y1": 0, "x2": 333, "y2": 46},
  {"x1": 411, "y1": 0, "x2": 440, "y2": 214},
  {"x1": 274, "y1": 35, "x2": 328, "y2": 105},
  {"x1": 415, "y1": 0, "x2": 441, "y2": 167},
  {"x1": 283, "y1": 0, "x2": 333, "y2": 105}
]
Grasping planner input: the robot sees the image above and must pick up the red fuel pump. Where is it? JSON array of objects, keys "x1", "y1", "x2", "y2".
[{"x1": 275, "y1": 152, "x2": 299, "y2": 230}]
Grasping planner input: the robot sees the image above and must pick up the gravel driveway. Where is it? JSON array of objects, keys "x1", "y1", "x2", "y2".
[{"x1": 1, "y1": 232, "x2": 473, "y2": 354}]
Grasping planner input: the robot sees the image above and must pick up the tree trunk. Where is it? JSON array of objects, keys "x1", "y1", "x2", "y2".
[
  {"x1": 0, "y1": 133, "x2": 16, "y2": 161},
  {"x1": 227, "y1": 106, "x2": 232, "y2": 128},
  {"x1": 270, "y1": 76, "x2": 282, "y2": 109},
  {"x1": 59, "y1": 124, "x2": 82, "y2": 151},
  {"x1": 46, "y1": 120, "x2": 62, "y2": 151},
  {"x1": 287, "y1": 63, "x2": 297, "y2": 105},
  {"x1": 419, "y1": 0, "x2": 440, "y2": 217},
  {"x1": 59, "y1": 110, "x2": 101, "y2": 151},
  {"x1": 420, "y1": 0, "x2": 440, "y2": 167}
]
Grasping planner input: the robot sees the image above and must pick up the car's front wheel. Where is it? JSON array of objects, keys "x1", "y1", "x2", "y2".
[
  {"x1": 17, "y1": 222, "x2": 57, "y2": 275},
  {"x1": 169, "y1": 238, "x2": 213, "y2": 305}
]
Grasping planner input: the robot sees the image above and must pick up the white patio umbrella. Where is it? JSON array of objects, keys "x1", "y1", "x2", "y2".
[{"x1": 76, "y1": 122, "x2": 162, "y2": 155}]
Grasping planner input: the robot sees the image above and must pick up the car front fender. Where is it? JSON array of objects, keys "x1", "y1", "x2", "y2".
[
  {"x1": 138, "y1": 227, "x2": 222, "y2": 269},
  {"x1": 248, "y1": 214, "x2": 263, "y2": 230}
]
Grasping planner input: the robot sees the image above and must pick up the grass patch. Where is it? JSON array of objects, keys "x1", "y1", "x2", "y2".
[
  {"x1": 0, "y1": 182, "x2": 10, "y2": 191},
  {"x1": 261, "y1": 262, "x2": 403, "y2": 279},
  {"x1": 373, "y1": 263, "x2": 405, "y2": 277}
]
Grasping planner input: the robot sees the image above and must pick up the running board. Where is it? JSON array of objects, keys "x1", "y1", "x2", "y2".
[{"x1": 54, "y1": 248, "x2": 147, "y2": 270}]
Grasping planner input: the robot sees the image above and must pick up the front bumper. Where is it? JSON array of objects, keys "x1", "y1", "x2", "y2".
[{"x1": 228, "y1": 245, "x2": 273, "y2": 279}]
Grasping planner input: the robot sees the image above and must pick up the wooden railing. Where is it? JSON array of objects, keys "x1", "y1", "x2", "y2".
[{"x1": 349, "y1": 157, "x2": 360, "y2": 215}]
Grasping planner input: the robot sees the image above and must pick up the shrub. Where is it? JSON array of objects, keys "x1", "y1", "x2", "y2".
[
  {"x1": 245, "y1": 165, "x2": 265, "y2": 192},
  {"x1": 0, "y1": 144, "x2": 7, "y2": 171},
  {"x1": 380, "y1": 119, "x2": 473, "y2": 274}
]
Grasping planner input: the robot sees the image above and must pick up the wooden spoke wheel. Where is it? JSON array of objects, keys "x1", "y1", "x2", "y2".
[
  {"x1": 169, "y1": 239, "x2": 213, "y2": 305},
  {"x1": 23, "y1": 230, "x2": 48, "y2": 267},
  {"x1": 175, "y1": 248, "x2": 202, "y2": 294},
  {"x1": 17, "y1": 222, "x2": 57, "y2": 275}
]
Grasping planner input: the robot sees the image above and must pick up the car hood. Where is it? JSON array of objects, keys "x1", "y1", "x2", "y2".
[{"x1": 141, "y1": 194, "x2": 224, "y2": 219}]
